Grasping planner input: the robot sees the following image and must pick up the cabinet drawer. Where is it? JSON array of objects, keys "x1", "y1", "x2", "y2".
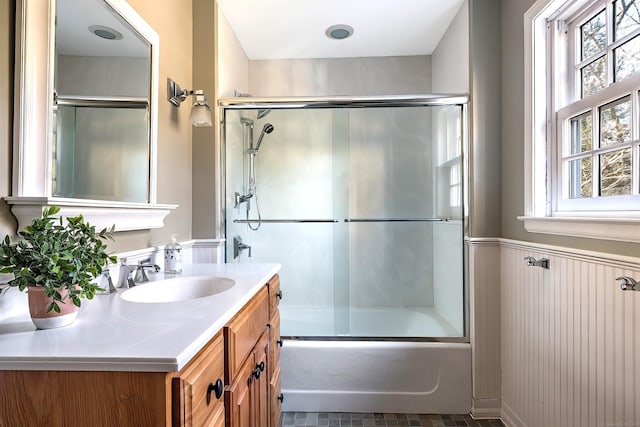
[
  {"x1": 225, "y1": 286, "x2": 269, "y2": 384},
  {"x1": 268, "y1": 310, "x2": 281, "y2": 381},
  {"x1": 267, "y1": 275, "x2": 281, "y2": 318},
  {"x1": 172, "y1": 331, "x2": 225, "y2": 427}
]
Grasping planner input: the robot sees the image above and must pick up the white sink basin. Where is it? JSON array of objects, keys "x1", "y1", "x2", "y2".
[{"x1": 119, "y1": 276, "x2": 235, "y2": 303}]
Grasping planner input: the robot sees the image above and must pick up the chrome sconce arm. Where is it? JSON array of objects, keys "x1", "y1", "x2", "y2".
[{"x1": 167, "y1": 78, "x2": 213, "y2": 127}]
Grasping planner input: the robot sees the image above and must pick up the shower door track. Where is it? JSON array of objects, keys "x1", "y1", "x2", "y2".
[
  {"x1": 282, "y1": 335, "x2": 469, "y2": 343},
  {"x1": 219, "y1": 94, "x2": 468, "y2": 110}
]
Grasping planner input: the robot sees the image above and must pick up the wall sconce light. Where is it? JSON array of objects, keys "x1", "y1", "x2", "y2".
[{"x1": 167, "y1": 78, "x2": 213, "y2": 127}]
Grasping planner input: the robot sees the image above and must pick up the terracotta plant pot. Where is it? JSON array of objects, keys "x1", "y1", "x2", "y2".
[{"x1": 27, "y1": 286, "x2": 78, "y2": 329}]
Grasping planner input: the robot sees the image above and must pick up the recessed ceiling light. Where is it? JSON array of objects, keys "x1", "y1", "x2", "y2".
[
  {"x1": 325, "y1": 24, "x2": 354, "y2": 40},
  {"x1": 88, "y1": 25, "x2": 123, "y2": 41}
]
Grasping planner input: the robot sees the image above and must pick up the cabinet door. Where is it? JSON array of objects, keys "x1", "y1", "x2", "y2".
[
  {"x1": 254, "y1": 332, "x2": 270, "y2": 427},
  {"x1": 225, "y1": 353, "x2": 255, "y2": 427},
  {"x1": 225, "y1": 287, "x2": 269, "y2": 384},
  {"x1": 172, "y1": 332, "x2": 225, "y2": 427}
]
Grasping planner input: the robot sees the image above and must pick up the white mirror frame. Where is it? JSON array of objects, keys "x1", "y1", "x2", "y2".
[{"x1": 5, "y1": 0, "x2": 176, "y2": 231}]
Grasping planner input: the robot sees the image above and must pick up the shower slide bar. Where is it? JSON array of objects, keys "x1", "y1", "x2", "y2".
[{"x1": 233, "y1": 218, "x2": 449, "y2": 224}]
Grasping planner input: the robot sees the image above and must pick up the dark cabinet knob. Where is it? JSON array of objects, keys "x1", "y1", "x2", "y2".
[
  {"x1": 275, "y1": 290, "x2": 283, "y2": 300},
  {"x1": 206, "y1": 378, "x2": 224, "y2": 404},
  {"x1": 276, "y1": 339, "x2": 283, "y2": 347},
  {"x1": 252, "y1": 361, "x2": 265, "y2": 379},
  {"x1": 277, "y1": 393, "x2": 284, "y2": 403}
]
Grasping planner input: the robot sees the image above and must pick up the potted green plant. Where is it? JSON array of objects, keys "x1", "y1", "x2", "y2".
[{"x1": 0, "y1": 206, "x2": 117, "y2": 329}]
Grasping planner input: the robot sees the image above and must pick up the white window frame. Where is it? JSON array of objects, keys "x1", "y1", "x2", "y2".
[{"x1": 521, "y1": 0, "x2": 640, "y2": 243}]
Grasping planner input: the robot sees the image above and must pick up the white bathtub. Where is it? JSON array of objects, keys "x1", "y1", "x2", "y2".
[{"x1": 280, "y1": 340, "x2": 471, "y2": 414}]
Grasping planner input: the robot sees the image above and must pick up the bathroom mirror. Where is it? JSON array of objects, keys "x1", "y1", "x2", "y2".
[
  {"x1": 54, "y1": 0, "x2": 151, "y2": 203},
  {"x1": 7, "y1": 0, "x2": 175, "y2": 231}
]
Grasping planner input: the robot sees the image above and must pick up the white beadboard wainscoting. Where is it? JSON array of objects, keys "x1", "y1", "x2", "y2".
[{"x1": 499, "y1": 239, "x2": 640, "y2": 427}]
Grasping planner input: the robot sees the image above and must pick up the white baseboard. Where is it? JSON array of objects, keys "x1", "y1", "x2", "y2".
[{"x1": 471, "y1": 397, "x2": 501, "y2": 419}]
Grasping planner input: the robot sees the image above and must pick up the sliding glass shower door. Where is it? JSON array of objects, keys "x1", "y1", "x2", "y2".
[{"x1": 223, "y1": 99, "x2": 465, "y2": 339}]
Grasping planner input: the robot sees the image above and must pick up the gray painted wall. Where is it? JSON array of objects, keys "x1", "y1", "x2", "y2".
[
  {"x1": 249, "y1": 56, "x2": 431, "y2": 97},
  {"x1": 469, "y1": 0, "x2": 502, "y2": 238},
  {"x1": 432, "y1": 1, "x2": 469, "y2": 94}
]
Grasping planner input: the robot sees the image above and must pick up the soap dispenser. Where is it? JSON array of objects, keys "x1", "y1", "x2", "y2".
[{"x1": 164, "y1": 234, "x2": 183, "y2": 274}]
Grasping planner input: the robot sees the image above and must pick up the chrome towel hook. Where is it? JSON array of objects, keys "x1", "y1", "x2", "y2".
[
  {"x1": 524, "y1": 256, "x2": 549, "y2": 269},
  {"x1": 616, "y1": 276, "x2": 639, "y2": 291}
]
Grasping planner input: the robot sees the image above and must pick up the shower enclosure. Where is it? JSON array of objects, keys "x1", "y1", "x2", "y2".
[{"x1": 221, "y1": 96, "x2": 467, "y2": 341}]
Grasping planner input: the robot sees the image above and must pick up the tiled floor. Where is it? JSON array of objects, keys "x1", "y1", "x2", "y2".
[{"x1": 281, "y1": 412, "x2": 505, "y2": 427}]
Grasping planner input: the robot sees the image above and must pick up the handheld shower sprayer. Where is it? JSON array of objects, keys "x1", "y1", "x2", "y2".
[
  {"x1": 254, "y1": 123, "x2": 274, "y2": 152},
  {"x1": 236, "y1": 123, "x2": 274, "y2": 208}
]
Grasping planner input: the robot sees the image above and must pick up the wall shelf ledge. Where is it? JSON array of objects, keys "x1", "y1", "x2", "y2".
[{"x1": 4, "y1": 197, "x2": 177, "y2": 232}]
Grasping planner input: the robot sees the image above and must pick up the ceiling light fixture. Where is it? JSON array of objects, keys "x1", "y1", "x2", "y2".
[
  {"x1": 167, "y1": 78, "x2": 213, "y2": 127},
  {"x1": 88, "y1": 25, "x2": 123, "y2": 40},
  {"x1": 325, "y1": 24, "x2": 354, "y2": 40}
]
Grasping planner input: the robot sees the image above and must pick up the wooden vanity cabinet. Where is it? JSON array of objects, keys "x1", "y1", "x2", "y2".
[{"x1": 0, "y1": 275, "x2": 282, "y2": 427}]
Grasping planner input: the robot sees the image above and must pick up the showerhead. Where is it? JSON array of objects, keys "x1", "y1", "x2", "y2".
[
  {"x1": 254, "y1": 123, "x2": 274, "y2": 151},
  {"x1": 257, "y1": 109, "x2": 272, "y2": 119}
]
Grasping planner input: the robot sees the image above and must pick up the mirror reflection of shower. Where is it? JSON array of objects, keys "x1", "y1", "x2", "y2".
[{"x1": 234, "y1": 113, "x2": 274, "y2": 231}]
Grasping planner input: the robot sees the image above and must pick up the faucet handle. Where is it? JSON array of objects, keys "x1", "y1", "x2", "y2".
[
  {"x1": 134, "y1": 259, "x2": 160, "y2": 283},
  {"x1": 98, "y1": 269, "x2": 116, "y2": 294}
]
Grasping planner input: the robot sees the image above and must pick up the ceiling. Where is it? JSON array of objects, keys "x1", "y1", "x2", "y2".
[
  {"x1": 56, "y1": 0, "x2": 149, "y2": 57},
  {"x1": 216, "y1": 0, "x2": 465, "y2": 60}
]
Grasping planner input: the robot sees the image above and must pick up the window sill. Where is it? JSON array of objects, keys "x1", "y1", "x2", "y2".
[
  {"x1": 4, "y1": 197, "x2": 177, "y2": 232},
  {"x1": 518, "y1": 215, "x2": 640, "y2": 243}
]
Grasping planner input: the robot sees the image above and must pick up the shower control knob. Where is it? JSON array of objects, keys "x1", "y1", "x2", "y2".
[
  {"x1": 276, "y1": 339, "x2": 283, "y2": 347},
  {"x1": 276, "y1": 290, "x2": 283, "y2": 300}
]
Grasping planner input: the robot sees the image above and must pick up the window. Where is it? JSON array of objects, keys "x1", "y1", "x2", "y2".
[{"x1": 522, "y1": 0, "x2": 640, "y2": 242}]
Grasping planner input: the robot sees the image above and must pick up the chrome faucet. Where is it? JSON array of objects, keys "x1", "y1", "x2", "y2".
[{"x1": 117, "y1": 258, "x2": 161, "y2": 288}]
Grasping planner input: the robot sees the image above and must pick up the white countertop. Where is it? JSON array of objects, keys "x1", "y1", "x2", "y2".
[{"x1": 0, "y1": 263, "x2": 281, "y2": 372}]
